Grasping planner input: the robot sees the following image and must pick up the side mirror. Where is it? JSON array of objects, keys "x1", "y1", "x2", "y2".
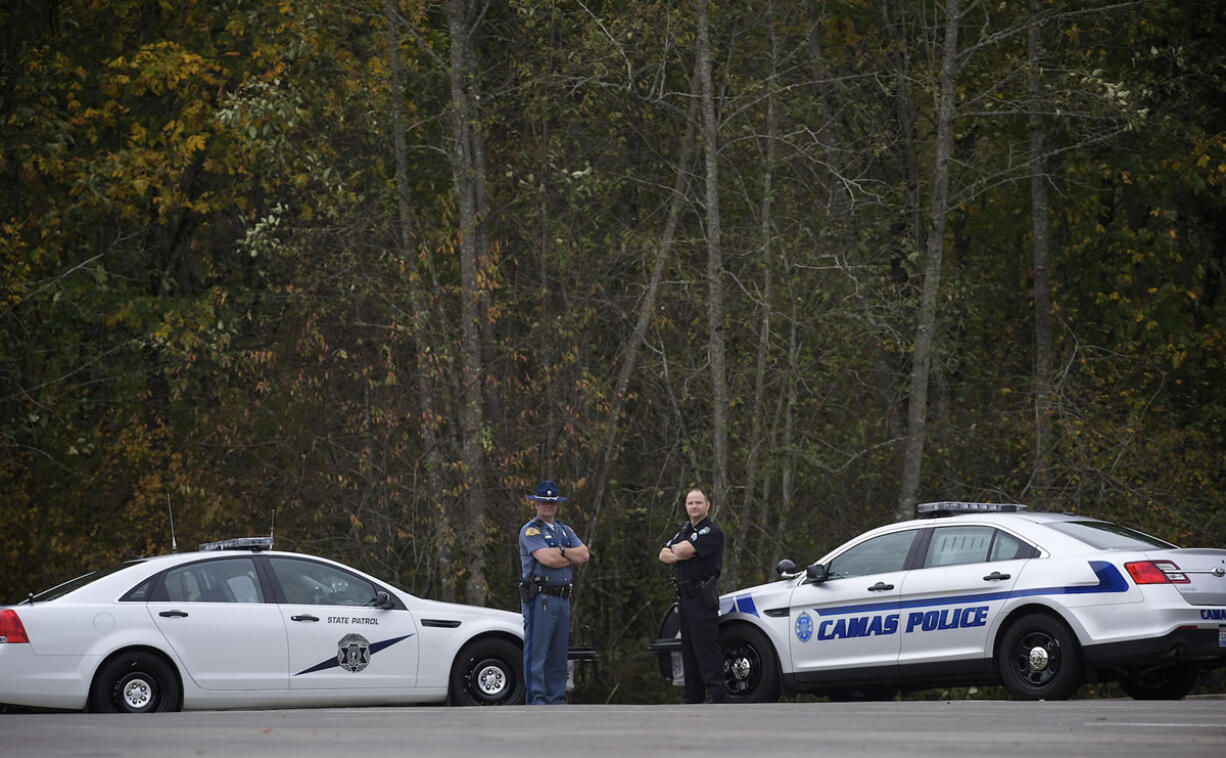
[
  {"x1": 375, "y1": 589, "x2": 394, "y2": 609},
  {"x1": 775, "y1": 559, "x2": 797, "y2": 577},
  {"x1": 804, "y1": 562, "x2": 828, "y2": 584}
]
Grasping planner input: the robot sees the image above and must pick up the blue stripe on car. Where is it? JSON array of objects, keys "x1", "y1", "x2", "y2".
[
  {"x1": 293, "y1": 634, "x2": 415, "y2": 676},
  {"x1": 813, "y1": 560, "x2": 1129, "y2": 617}
]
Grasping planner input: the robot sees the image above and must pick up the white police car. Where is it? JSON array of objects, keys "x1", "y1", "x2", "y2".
[
  {"x1": 650, "y1": 503, "x2": 1226, "y2": 701},
  {"x1": 0, "y1": 538, "x2": 530, "y2": 712}
]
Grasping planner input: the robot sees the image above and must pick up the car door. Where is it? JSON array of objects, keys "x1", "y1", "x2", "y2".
[
  {"x1": 264, "y1": 556, "x2": 420, "y2": 692},
  {"x1": 146, "y1": 556, "x2": 289, "y2": 691},
  {"x1": 788, "y1": 529, "x2": 920, "y2": 677},
  {"x1": 896, "y1": 525, "x2": 1036, "y2": 668}
]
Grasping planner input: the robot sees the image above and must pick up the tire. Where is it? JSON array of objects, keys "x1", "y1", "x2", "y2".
[
  {"x1": 449, "y1": 638, "x2": 525, "y2": 706},
  {"x1": 720, "y1": 624, "x2": 781, "y2": 703},
  {"x1": 996, "y1": 612, "x2": 1082, "y2": 700},
  {"x1": 89, "y1": 652, "x2": 180, "y2": 713},
  {"x1": 1119, "y1": 664, "x2": 1198, "y2": 700}
]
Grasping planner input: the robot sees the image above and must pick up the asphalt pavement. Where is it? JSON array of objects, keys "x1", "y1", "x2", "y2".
[{"x1": 3, "y1": 699, "x2": 1224, "y2": 758}]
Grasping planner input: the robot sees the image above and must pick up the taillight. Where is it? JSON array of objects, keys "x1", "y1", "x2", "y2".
[
  {"x1": 1125, "y1": 560, "x2": 1190, "y2": 585},
  {"x1": 0, "y1": 609, "x2": 30, "y2": 644}
]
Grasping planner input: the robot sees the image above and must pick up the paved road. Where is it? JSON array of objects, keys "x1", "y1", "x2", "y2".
[{"x1": 4, "y1": 700, "x2": 1224, "y2": 757}]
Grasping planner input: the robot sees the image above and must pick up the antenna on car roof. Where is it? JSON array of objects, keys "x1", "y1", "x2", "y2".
[{"x1": 166, "y1": 493, "x2": 179, "y2": 554}]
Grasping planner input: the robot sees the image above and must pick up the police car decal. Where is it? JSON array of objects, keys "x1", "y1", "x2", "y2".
[
  {"x1": 720, "y1": 593, "x2": 760, "y2": 617},
  {"x1": 294, "y1": 633, "x2": 415, "y2": 676},
  {"x1": 795, "y1": 612, "x2": 814, "y2": 642}
]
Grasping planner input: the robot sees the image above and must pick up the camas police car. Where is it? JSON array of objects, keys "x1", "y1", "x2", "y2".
[
  {"x1": 650, "y1": 503, "x2": 1226, "y2": 701},
  {"x1": 0, "y1": 538, "x2": 531, "y2": 712}
]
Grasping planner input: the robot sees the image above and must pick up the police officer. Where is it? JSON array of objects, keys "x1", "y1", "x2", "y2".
[
  {"x1": 658, "y1": 487, "x2": 725, "y2": 704},
  {"x1": 519, "y1": 480, "x2": 590, "y2": 705}
]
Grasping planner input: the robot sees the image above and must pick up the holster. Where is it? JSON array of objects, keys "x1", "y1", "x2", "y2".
[
  {"x1": 698, "y1": 575, "x2": 719, "y2": 611},
  {"x1": 678, "y1": 575, "x2": 720, "y2": 611},
  {"x1": 518, "y1": 580, "x2": 541, "y2": 604}
]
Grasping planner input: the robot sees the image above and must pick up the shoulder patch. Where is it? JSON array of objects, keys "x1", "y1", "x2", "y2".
[
  {"x1": 524, "y1": 527, "x2": 541, "y2": 537},
  {"x1": 698, "y1": 527, "x2": 711, "y2": 535}
]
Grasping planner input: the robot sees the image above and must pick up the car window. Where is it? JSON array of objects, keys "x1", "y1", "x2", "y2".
[
  {"x1": 826, "y1": 530, "x2": 918, "y2": 579},
  {"x1": 268, "y1": 557, "x2": 381, "y2": 607},
  {"x1": 27, "y1": 562, "x2": 145, "y2": 604},
  {"x1": 1046, "y1": 520, "x2": 1177, "y2": 550},
  {"x1": 925, "y1": 526, "x2": 994, "y2": 567},
  {"x1": 151, "y1": 557, "x2": 264, "y2": 603},
  {"x1": 922, "y1": 526, "x2": 1036, "y2": 567},
  {"x1": 988, "y1": 530, "x2": 1037, "y2": 561}
]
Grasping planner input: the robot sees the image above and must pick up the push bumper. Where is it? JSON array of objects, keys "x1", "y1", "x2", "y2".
[
  {"x1": 648, "y1": 636, "x2": 682, "y2": 682},
  {"x1": 566, "y1": 625, "x2": 599, "y2": 690}
]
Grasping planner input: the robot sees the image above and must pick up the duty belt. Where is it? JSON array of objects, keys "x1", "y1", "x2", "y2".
[
  {"x1": 675, "y1": 577, "x2": 716, "y2": 597},
  {"x1": 538, "y1": 583, "x2": 573, "y2": 598}
]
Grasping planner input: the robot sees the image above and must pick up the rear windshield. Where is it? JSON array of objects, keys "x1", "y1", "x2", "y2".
[
  {"x1": 1046, "y1": 521, "x2": 1176, "y2": 551},
  {"x1": 16, "y1": 562, "x2": 144, "y2": 604}
]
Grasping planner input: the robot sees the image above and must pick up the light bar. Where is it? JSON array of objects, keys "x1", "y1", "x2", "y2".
[
  {"x1": 916, "y1": 501, "x2": 1027, "y2": 517},
  {"x1": 198, "y1": 536, "x2": 274, "y2": 552}
]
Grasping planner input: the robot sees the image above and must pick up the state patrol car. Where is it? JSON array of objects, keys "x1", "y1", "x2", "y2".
[
  {"x1": 0, "y1": 538, "x2": 534, "y2": 712},
  {"x1": 649, "y1": 503, "x2": 1226, "y2": 701}
]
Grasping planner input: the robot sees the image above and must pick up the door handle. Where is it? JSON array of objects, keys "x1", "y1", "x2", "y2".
[
  {"x1": 867, "y1": 582, "x2": 894, "y2": 592},
  {"x1": 983, "y1": 571, "x2": 1011, "y2": 581},
  {"x1": 291, "y1": 614, "x2": 320, "y2": 622},
  {"x1": 158, "y1": 610, "x2": 189, "y2": 618}
]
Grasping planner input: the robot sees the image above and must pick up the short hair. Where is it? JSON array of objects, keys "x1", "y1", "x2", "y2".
[{"x1": 685, "y1": 488, "x2": 709, "y2": 504}]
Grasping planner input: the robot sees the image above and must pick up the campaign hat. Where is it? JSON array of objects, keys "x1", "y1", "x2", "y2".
[{"x1": 527, "y1": 480, "x2": 567, "y2": 502}]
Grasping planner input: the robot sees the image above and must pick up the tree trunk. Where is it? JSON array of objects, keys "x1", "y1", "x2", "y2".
[
  {"x1": 383, "y1": 1, "x2": 453, "y2": 600},
  {"x1": 588, "y1": 100, "x2": 699, "y2": 552},
  {"x1": 733, "y1": 0, "x2": 779, "y2": 587},
  {"x1": 695, "y1": 0, "x2": 730, "y2": 512},
  {"x1": 1028, "y1": 0, "x2": 1054, "y2": 505},
  {"x1": 772, "y1": 294, "x2": 799, "y2": 544},
  {"x1": 446, "y1": 0, "x2": 487, "y2": 604},
  {"x1": 897, "y1": 0, "x2": 960, "y2": 522}
]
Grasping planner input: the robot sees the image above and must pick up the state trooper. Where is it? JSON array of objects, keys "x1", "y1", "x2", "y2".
[
  {"x1": 658, "y1": 487, "x2": 725, "y2": 703},
  {"x1": 518, "y1": 480, "x2": 590, "y2": 705}
]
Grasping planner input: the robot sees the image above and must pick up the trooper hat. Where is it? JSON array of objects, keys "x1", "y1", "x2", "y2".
[{"x1": 527, "y1": 480, "x2": 568, "y2": 502}]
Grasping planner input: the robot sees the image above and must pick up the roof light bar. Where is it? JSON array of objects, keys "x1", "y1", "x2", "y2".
[
  {"x1": 198, "y1": 536, "x2": 274, "y2": 552},
  {"x1": 916, "y1": 501, "x2": 1027, "y2": 518}
]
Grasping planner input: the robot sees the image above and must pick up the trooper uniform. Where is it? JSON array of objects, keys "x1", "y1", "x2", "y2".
[
  {"x1": 666, "y1": 516, "x2": 725, "y2": 703},
  {"x1": 519, "y1": 482, "x2": 585, "y2": 705}
]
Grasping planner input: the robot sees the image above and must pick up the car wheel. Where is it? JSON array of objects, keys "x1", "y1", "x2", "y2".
[
  {"x1": 449, "y1": 638, "x2": 525, "y2": 706},
  {"x1": 720, "y1": 624, "x2": 780, "y2": 703},
  {"x1": 1119, "y1": 664, "x2": 1198, "y2": 700},
  {"x1": 89, "y1": 652, "x2": 180, "y2": 713},
  {"x1": 996, "y1": 612, "x2": 1082, "y2": 700}
]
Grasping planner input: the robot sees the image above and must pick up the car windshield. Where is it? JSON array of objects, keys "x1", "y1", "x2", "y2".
[
  {"x1": 17, "y1": 561, "x2": 145, "y2": 604},
  {"x1": 1046, "y1": 520, "x2": 1176, "y2": 551}
]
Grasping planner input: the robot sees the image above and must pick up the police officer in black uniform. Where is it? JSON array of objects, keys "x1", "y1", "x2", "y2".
[{"x1": 658, "y1": 487, "x2": 725, "y2": 704}]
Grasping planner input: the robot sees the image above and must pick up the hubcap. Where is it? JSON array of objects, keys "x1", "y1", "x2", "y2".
[
  {"x1": 475, "y1": 663, "x2": 507, "y2": 697},
  {"x1": 730, "y1": 655, "x2": 752, "y2": 681},
  {"x1": 122, "y1": 677, "x2": 152, "y2": 710},
  {"x1": 1027, "y1": 645, "x2": 1050, "y2": 672}
]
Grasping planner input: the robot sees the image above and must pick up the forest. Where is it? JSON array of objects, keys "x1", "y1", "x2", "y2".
[{"x1": 2, "y1": 0, "x2": 1224, "y2": 701}]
